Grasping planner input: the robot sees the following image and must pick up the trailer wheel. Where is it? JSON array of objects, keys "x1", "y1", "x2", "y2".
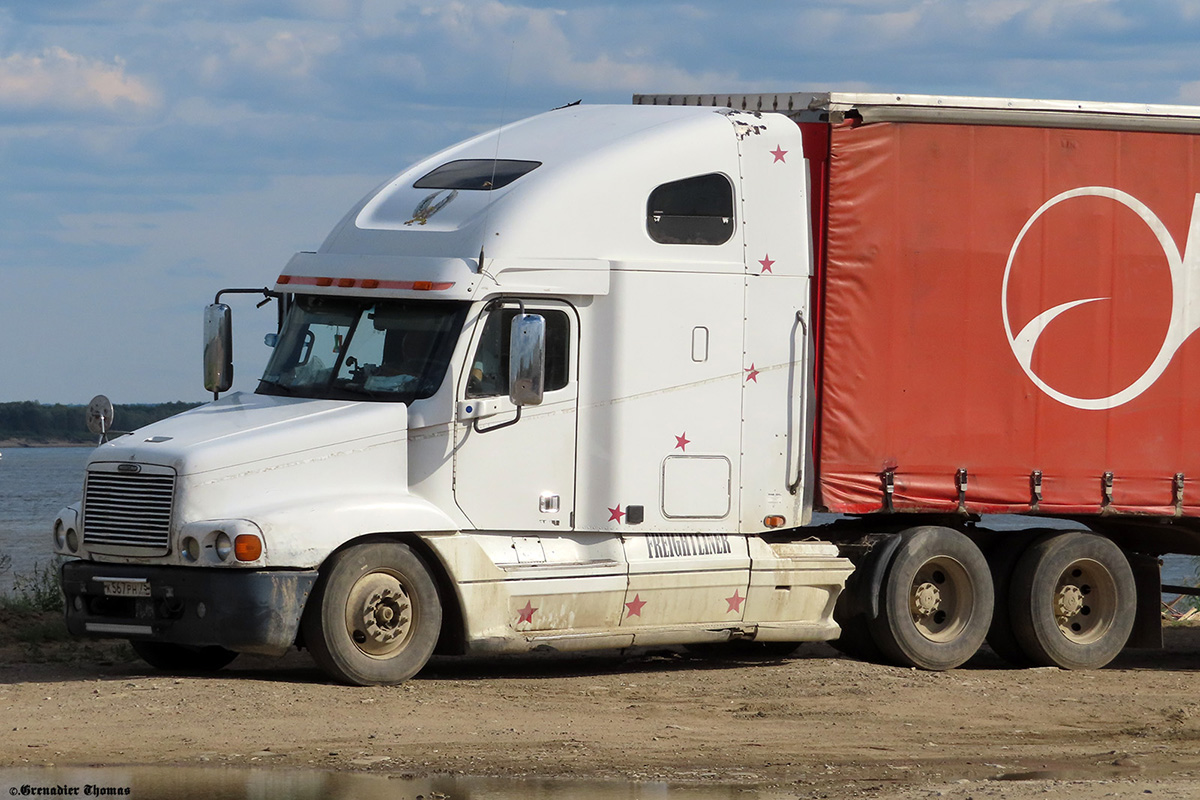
[
  {"x1": 302, "y1": 542, "x2": 442, "y2": 686},
  {"x1": 1009, "y1": 532, "x2": 1134, "y2": 670},
  {"x1": 830, "y1": 543, "x2": 890, "y2": 662},
  {"x1": 984, "y1": 533, "x2": 1037, "y2": 667},
  {"x1": 868, "y1": 527, "x2": 993, "y2": 670},
  {"x1": 130, "y1": 641, "x2": 238, "y2": 672}
]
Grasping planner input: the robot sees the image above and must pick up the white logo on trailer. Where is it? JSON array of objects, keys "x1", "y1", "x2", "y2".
[{"x1": 1002, "y1": 187, "x2": 1200, "y2": 410}]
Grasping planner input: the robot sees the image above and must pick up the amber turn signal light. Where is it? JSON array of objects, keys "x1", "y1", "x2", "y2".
[
  {"x1": 763, "y1": 515, "x2": 786, "y2": 528},
  {"x1": 234, "y1": 534, "x2": 263, "y2": 561}
]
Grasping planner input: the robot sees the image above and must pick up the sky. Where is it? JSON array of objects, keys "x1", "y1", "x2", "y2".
[{"x1": 5, "y1": 0, "x2": 1200, "y2": 404}]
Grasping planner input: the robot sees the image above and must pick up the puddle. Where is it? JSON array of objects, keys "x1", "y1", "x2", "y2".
[
  {"x1": 0, "y1": 766, "x2": 792, "y2": 800},
  {"x1": 996, "y1": 768, "x2": 1138, "y2": 782}
]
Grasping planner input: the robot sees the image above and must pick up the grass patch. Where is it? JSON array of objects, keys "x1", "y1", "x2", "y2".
[
  {"x1": 0, "y1": 558, "x2": 131, "y2": 663},
  {"x1": 2, "y1": 560, "x2": 65, "y2": 613}
]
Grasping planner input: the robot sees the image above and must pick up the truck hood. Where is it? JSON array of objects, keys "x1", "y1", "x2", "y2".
[{"x1": 90, "y1": 392, "x2": 408, "y2": 477}]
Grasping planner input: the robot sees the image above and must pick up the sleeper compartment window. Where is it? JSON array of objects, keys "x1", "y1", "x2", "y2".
[{"x1": 647, "y1": 173, "x2": 735, "y2": 245}]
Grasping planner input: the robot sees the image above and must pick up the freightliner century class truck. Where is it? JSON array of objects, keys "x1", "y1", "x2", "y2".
[{"x1": 53, "y1": 91, "x2": 1200, "y2": 684}]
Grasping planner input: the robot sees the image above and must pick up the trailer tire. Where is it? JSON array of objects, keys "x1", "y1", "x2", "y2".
[
  {"x1": 130, "y1": 640, "x2": 238, "y2": 672},
  {"x1": 868, "y1": 527, "x2": 993, "y2": 671},
  {"x1": 830, "y1": 540, "x2": 898, "y2": 662},
  {"x1": 302, "y1": 542, "x2": 442, "y2": 686},
  {"x1": 984, "y1": 534, "x2": 1037, "y2": 667},
  {"x1": 1009, "y1": 532, "x2": 1134, "y2": 670}
]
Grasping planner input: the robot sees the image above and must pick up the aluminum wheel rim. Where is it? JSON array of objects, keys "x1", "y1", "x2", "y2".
[
  {"x1": 908, "y1": 556, "x2": 974, "y2": 643},
  {"x1": 344, "y1": 569, "x2": 415, "y2": 659}
]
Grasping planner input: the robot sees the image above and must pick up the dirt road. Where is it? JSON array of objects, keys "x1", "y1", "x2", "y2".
[{"x1": 3, "y1": 622, "x2": 1200, "y2": 799}]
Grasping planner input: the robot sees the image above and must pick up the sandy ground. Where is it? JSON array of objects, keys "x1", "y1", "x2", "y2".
[{"x1": 3, "y1": 622, "x2": 1200, "y2": 799}]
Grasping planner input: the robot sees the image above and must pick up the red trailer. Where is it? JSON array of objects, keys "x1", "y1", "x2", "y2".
[
  {"x1": 637, "y1": 92, "x2": 1200, "y2": 671},
  {"x1": 815, "y1": 109, "x2": 1200, "y2": 520}
]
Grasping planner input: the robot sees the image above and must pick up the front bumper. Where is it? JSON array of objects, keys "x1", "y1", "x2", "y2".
[{"x1": 62, "y1": 561, "x2": 319, "y2": 657}]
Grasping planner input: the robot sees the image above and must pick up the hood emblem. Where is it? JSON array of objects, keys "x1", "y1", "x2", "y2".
[
  {"x1": 117, "y1": 463, "x2": 142, "y2": 474},
  {"x1": 406, "y1": 189, "x2": 458, "y2": 226}
]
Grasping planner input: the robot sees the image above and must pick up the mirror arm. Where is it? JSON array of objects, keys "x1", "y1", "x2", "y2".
[
  {"x1": 204, "y1": 288, "x2": 282, "y2": 400},
  {"x1": 214, "y1": 287, "x2": 280, "y2": 305}
]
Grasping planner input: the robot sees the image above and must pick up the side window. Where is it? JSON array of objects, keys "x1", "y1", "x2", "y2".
[
  {"x1": 647, "y1": 173, "x2": 735, "y2": 245},
  {"x1": 467, "y1": 308, "x2": 570, "y2": 398}
]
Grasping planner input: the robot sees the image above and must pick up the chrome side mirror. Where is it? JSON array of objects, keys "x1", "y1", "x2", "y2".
[
  {"x1": 204, "y1": 303, "x2": 234, "y2": 395},
  {"x1": 509, "y1": 312, "x2": 545, "y2": 406}
]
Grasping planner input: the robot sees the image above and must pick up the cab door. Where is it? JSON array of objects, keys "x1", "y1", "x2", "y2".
[{"x1": 452, "y1": 299, "x2": 579, "y2": 531}]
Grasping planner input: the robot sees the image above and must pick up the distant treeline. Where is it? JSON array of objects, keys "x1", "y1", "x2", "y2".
[{"x1": 0, "y1": 401, "x2": 203, "y2": 444}]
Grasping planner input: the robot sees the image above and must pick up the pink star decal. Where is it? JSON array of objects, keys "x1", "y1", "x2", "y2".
[
  {"x1": 726, "y1": 590, "x2": 745, "y2": 614},
  {"x1": 625, "y1": 594, "x2": 647, "y2": 618},
  {"x1": 608, "y1": 504, "x2": 625, "y2": 523},
  {"x1": 770, "y1": 145, "x2": 788, "y2": 163},
  {"x1": 517, "y1": 601, "x2": 537, "y2": 624},
  {"x1": 758, "y1": 254, "x2": 775, "y2": 273},
  {"x1": 745, "y1": 364, "x2": 760, "y2": 383},
  {"x1": 675, "y1": 432, "x2": 690, "y2": 451}
]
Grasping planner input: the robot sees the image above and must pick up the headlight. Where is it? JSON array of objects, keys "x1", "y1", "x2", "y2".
[
  {"x1": 53, "y1": 520, "x2": 66, "y2": 550},
  {"x1": 178, "y1": 519, "x2": 265, "y2": 565},
  {"x1": 181, "y1": 536, "x2": 200, "y2": 562},
  {"x1": 215, "y1": 532, "x2": 233, "y2": 561}
]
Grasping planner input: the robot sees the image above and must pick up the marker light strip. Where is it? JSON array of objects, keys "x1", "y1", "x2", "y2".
[{"x1": 277, "y1": 275, "x2": 454, "y2": 291}]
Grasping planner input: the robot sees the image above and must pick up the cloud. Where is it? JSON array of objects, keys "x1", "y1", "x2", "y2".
[
  {"x1": 201, "y1": 27, "x2": 343, "y2": 85},
  {"x1": 0, "y1": 47, "x2": 159, "y2": 114}
]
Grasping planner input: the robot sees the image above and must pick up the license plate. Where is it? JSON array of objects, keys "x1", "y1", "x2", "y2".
[{"x1": 101, "y1": 580, "x2": 152, "y2": 598}]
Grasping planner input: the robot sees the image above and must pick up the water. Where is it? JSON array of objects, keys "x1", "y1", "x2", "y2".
[
  {"x1": 0, "y1": 446, "x2": 93, "y2": 593},
  {"x1": 0, "y1": 447, "x2": 1195, "y2": 595}
]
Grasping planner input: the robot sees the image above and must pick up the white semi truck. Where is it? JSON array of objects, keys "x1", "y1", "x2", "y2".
[{"x1": 56, "y1": 92, "x2": 1200, "y2": 683}]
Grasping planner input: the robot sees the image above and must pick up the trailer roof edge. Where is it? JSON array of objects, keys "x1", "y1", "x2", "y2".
[{"x1": 631, "y1": 91, "x2": 1200, "y2": 133}]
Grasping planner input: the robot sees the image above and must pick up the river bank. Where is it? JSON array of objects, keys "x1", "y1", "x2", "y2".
[{"x1": 0, "y1": 440, "x2": 93, "y2": 448}]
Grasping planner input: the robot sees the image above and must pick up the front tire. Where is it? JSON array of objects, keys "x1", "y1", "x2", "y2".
[
  {"x1": 868, "y1": 527, "x2": 993, "y2": 670},
  {"x1": 1009, "y1": 532, "x2": 1134, "y2": 670},
  {"x1": 302, "y1": 542, "x2": 442, "y2": 686}
]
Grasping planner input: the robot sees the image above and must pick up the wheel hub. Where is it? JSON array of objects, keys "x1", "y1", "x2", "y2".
[
  {"x1": 363, "y1": 587, "x2": 410, "y2": 645},
  {"x1": 346, "y1": 571, "x2": 414, "y2": 657},
  {"x1": 1055, "y1": 584, "x2": 1085, "y2": 620},
  {"x1": 912, "y1": 582, "x2": 942, "y2": 616}
]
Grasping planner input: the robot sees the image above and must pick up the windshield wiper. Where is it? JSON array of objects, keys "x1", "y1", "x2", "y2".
[{"x1": 256, "y1": 379, "x2": 294, "y2": 395}]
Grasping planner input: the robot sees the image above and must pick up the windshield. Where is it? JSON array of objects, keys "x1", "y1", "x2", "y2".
[{"x1": 258, "y1": 296, "x2": 468, "y2": 402}]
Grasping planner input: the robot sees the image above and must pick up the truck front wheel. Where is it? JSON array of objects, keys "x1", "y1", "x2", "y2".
[
  {"x1": 302, "y1": 542, "x2": 442, "y2": 686},
  {"x1": 1008, "y1": 532, "x2": 1135, "y2": 670},
  {"x1": 868, "y1": 527, "x2": 993, "y2": 670}
]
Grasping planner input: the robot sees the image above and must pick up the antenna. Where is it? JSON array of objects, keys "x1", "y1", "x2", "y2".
[{"x1": 479, "y1": 40, "x2": 516, "y2": 275}]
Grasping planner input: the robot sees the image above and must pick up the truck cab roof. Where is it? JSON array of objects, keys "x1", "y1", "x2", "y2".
[{"x1": 279, "y1": 104, "x2": 754, "y2": 301}]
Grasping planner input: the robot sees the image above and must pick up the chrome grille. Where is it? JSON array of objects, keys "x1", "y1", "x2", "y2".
[{"x1": 83, "y1": 468, "x2": 175, "y2": 552}]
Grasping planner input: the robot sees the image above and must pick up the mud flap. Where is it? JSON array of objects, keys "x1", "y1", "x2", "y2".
[{"x1": 1126, "y1": 552, "x2": 1163, "y2": 649}]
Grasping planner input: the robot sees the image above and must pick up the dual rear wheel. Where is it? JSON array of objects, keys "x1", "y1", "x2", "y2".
[
  {"x1": 1001, "y1": 532, "x2": 1136, "y2": 670},
  {"x1": 836, "y1": 527, "x2": 1136, "y2": 671}
]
